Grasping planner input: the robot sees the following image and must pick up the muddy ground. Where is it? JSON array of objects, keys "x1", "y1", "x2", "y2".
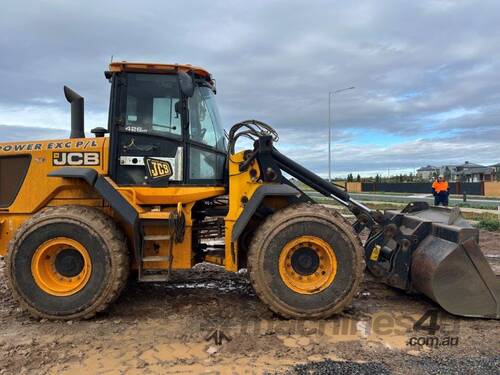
[{"x1": 0, "y1": 230, "x2": 499, "y2": 375}]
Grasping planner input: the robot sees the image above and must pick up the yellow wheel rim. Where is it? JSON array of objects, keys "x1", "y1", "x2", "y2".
[
  {"x1": 31, "y1": 237, "x2": 92, "y2": 296},
  {"x1": 279, "y1": 235, "x2": 337, "y2": 295}
]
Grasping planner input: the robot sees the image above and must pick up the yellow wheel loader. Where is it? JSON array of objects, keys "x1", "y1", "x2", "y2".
[{"x1": 0, "y1": 62, "x2": 498, "y2": 320}]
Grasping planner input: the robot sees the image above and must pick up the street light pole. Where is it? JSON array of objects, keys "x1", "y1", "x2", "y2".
[
  {"x1": 328, "y1": 86, "x2": 355, "y2": 182},
  {"x1": 328, "y1": 93, "x2": 331, "y2": 182}
]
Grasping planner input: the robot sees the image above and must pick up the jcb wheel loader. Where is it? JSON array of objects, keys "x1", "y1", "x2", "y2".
[{"x1": 0, "y1": 62, "x2": 498, "y2": 320}]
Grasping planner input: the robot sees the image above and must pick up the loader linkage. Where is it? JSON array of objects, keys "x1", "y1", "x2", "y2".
[{"x1": 243, "y1": 131, "x2": 499, "y2": 319}]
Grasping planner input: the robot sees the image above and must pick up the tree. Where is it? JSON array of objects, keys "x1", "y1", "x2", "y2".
[
  {"x1": 347, "y1": 173, "x2": 354, "y2": 182},
  {"x1": 356, "y1": 174, "x2": 361, "y2": 182}
]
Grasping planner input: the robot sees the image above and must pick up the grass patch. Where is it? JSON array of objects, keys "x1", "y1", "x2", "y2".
[
  {"x1": 462, "y1": 211, "x2": 500, "y2": 221},
  {"x1": 475, "y1": 218, "x2": 500, "y2": 232},
  {"x1": 456, "y1": 203, "x2": 498, "y2": 210}
]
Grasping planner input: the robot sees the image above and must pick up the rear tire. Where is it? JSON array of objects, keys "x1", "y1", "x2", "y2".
[
  {"x1": 248, "y1": 203, "x2": 364, "y2": 319},
  {"x1": 6, "y1": 206, "x2": 129, "y2": 320}
]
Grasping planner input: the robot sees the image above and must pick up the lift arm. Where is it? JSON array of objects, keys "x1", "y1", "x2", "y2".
[{"x1": 246, "y1": 135, "x2": 383, "y2": 230}]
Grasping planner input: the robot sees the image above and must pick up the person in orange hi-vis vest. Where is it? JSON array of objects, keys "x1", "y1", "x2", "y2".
[{"x1": 432, "y1": 175, "x2": 449, "y2": 206}]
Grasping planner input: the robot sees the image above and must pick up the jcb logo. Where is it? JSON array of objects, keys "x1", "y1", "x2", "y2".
[
  {"x1": 52, "y1": 152, "x2": 100, "y2": 166},
  {"x1": 146, "y1": 158, "x2": 173, "y2": 179}
]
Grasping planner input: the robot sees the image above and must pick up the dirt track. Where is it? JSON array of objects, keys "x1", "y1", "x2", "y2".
[{"x1": 0, "y1": 230, "x2": 499, "y2": 375}]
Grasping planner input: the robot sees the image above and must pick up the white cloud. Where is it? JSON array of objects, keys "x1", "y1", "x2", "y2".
[{"x1": 0, "y1": 104, "x2": 107, "y2": 133}]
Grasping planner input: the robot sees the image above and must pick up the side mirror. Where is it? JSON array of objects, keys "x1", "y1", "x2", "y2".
[{"x1": 178, "y1": 71, "x2": 194, "y2": 97}]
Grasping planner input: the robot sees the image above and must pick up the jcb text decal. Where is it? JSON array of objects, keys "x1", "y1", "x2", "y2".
[
  {"x1": 146, "y1": 158, "x2": 173, "y2": 179},
  {"x1": 52, "y1": 152, "x2": 100, "y2": 166}
]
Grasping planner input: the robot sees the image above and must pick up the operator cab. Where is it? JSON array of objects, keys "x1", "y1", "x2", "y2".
[{"x1": 106, "y1": 62, "x2": 226, "y2": 186}]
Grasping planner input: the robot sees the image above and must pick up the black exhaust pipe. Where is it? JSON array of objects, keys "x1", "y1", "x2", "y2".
[{"x1": 63, "y1": 86, "x2": 85, "y2": 139}]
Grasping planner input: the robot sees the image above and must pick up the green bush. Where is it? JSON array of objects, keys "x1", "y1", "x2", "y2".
[{"x1": 475, "y1": 218, "x2": 500, "y2": 232}]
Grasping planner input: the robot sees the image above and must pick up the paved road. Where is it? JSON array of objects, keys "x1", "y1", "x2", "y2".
[{"x1": 307, "y1": 191, "x2": 500, "y2": 208}]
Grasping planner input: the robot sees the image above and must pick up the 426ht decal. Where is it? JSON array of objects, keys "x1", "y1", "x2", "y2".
[{"x1": 52, "y1": 152, "x2": 100, "y2": 166}]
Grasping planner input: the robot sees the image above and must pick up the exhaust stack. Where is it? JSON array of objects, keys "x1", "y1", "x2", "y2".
[{"x1": 63, "y1": 86, "x2": 85, "y2": 139}]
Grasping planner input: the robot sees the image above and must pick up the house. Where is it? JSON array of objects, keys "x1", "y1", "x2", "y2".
[
  {"x1": 489, "y1": 163, "x2": 500, "y2": 181},
  {"x1": 438, "y1": 165, "x2": 458, "y2": 181},
  {"x1": 416, "y1": 165, "x2": 438, "y2": 181},
  {"x1": 454, "y1": 161, "x2": 495, "y2": 182},
  {"x1": 417, "y1": 162, "x2": 498, "y2": 182}
]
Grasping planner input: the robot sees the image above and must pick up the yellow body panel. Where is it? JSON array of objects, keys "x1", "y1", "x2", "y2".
[
  {"x1": 141, "y1": 204, "x2": 194, "y2": 270},
  {"x1": 0, "y1": 137, "x2": 108, "y2": 214},
  {"x1": 224, "y1": 151, "x2": 263, "y2": 271},
  {"x1": 0, "y1": 137, "x2": 108, "y2": 255},
  {"x1": 0, "y1": 215, "x2": 30, "y2": 256},
  {"x1": 116, "y1": 185, "x2": 225, "y2": 206}
]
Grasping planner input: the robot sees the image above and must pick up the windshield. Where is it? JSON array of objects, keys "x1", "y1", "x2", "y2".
[{"x1": 188, "y1": 85, "x2": 226, "y2": 152}]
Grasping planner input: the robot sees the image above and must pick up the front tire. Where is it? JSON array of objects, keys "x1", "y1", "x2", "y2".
[
  {"x1": 248, "y1": 203, "x2": 364, "y2": 319},
  {"x1": 6, "y1": 206, "x2": 129, "y2": 320}
]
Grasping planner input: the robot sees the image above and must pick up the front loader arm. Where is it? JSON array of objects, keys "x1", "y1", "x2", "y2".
[
  {"x1": 244, "y1": 135, "x2": 383, "y2": 231},
  {"x1": 271, "y1": 146, "x2": 382, "y2": 231}
]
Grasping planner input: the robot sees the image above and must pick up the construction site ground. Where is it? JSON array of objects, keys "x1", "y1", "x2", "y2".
[{"x1": 0, "y1": 229, "x2": 499, "y2": 375}]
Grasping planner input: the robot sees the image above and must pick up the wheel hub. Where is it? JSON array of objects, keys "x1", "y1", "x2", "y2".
[
  {"x1": 290, "y1": 247, "x2": 320, "y2": 276},
  {"x1": 31, "y1": 237, "x2": 92, "y2": 296},
  {"x1": 279, "y1": 236, "x2": 337, "y2": 295},
  {"x1": 54, "y1": 248, "x2": 85, "y2": 278}
]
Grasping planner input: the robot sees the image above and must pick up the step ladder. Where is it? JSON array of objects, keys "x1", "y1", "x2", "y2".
[{"x1": 138, "y1": 229, "x2": 174, "y2": 282}]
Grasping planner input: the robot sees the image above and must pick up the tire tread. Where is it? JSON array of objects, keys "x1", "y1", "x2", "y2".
[
  {"x1": 6, "y1": 205, "x2": 129, "y2": 320},
  {"x1": 247, "y1": 202, "x2": 365, "y2": 319}
]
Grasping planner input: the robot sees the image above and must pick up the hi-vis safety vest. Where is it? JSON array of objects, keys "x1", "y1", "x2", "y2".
[{"x1": 432, "y1": 181, "x2": 449, "y2": 193}]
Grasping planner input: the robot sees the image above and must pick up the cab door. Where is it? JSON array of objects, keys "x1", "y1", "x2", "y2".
[{"x1": 109, "y1": 72, "x2": 184, "y2": 186}]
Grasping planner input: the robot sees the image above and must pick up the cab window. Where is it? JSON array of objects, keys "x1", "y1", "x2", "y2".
[
  {"x1": 188, "y1": 85, "x2": 226, "y2": 151},
  {"x1": 125, "y1": 74, "x2": 182, "y2": 137},
  {"x1": 189, "y1": 148, "x2": 226, "y2": 180}
]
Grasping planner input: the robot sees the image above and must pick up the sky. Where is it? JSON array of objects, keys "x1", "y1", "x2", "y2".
[{"x1": 0, "y1": 0, "x2": 499, "y2": 178}]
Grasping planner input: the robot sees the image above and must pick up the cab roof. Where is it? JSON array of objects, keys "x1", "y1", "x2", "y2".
[{"x1": 108, "y1": 61, "x2": 212, "y2": 79}]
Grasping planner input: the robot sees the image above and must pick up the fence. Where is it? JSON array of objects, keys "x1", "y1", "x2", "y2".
[
  {"x1": 345, "y1": 182, "x2": 362, "y2": 192},
  {"x1": 484, "y1": 182, "x2": 500, "y2": 197},
  {"x1": 354, "y1": 182, "x2": 486, "y2": 195}
]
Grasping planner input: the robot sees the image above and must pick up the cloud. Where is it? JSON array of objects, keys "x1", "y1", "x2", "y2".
[
  {"x1": 0, "y1": 124, "x2": 67, "y2": 141},
  {"x1": 0, "y1": 0, "x2": 499, "y2": 176},
  {"x1": 0, "y1": 103, "x2": 106, "y2": 131}
]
